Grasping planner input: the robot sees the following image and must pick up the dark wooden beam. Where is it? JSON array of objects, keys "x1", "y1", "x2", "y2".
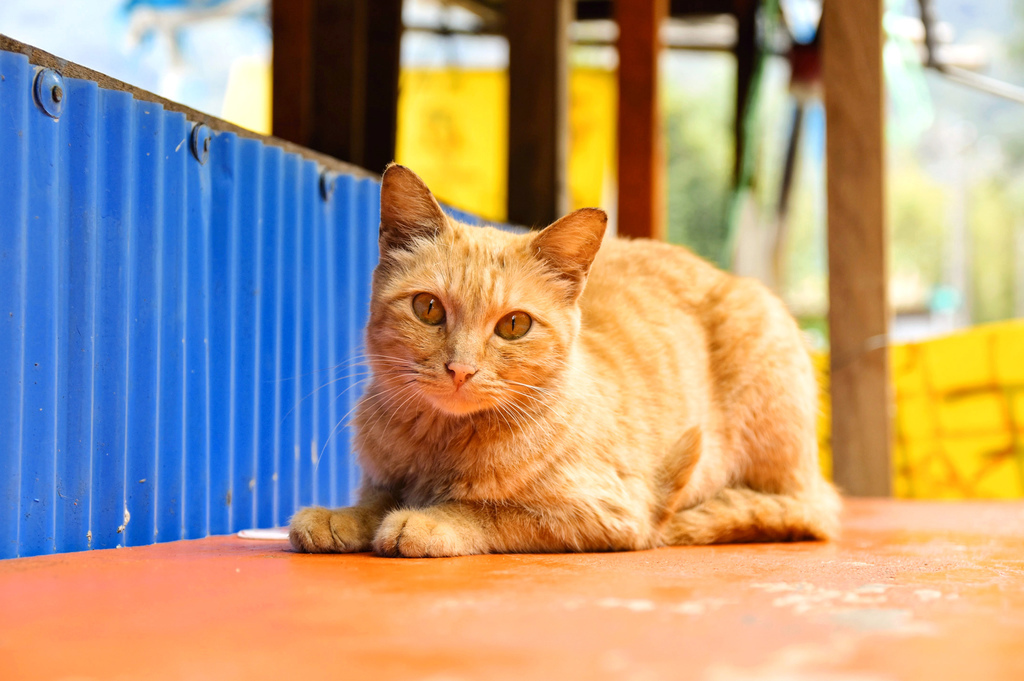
[
  {"x1": 271, "y1": 0, "x2": 315, "y2": 146},
  {"x1": 362, "y1": 0, "x2": 404, "y2": 175},
  {"x1": 823, "y1": 0, "x2": 892, "y2": 496},
  {"x1": 616, "y1": 0, "x2": 668, "y2": 239},
  {"x1": 733, "y1": 0, "x2": 757, "y2": 183},
  {"x1": 507, "y1": 0, "x2": 571, "y2": 227},
  {"x1": 272, "y1": 0, "x2": 402, "y2": 175},
  {"x1": 576, "y1": 0, "x2": 735, "y2": 21}
]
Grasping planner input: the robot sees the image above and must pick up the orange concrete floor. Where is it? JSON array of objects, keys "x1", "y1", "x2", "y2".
[{"x1": 2, "y1": 499, "x2": 1023, "y2": 681}]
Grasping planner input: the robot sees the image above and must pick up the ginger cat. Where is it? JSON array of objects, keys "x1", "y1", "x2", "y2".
[{"x1": 289, "y1": 165, "x2": 840, "y2": 557}]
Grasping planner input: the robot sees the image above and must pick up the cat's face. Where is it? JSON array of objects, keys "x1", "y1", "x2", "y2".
[{"x1": 365, "y1": 165, "x2": 606, "y2": 418}]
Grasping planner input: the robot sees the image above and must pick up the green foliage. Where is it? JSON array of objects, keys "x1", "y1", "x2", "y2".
[
  {"x1": 663, "y1": 91, "x2": 733, "y2": 267},
  {"x1": 971, "y1": 178, "x2": 1020, "y2": 323},
  {"x1": 780, "y1": 150, "x2": 826, "y2": 317},
  {"x1": 888, "y1": 152, "x2": 948, "y2": 294}
]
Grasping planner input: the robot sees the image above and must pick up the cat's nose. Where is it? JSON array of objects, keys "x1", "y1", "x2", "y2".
[{"x1": 446, "y1": 362, "x2": 476, "y2": 390}]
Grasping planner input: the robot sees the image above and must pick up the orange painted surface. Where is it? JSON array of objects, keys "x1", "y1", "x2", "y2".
[{"x1": 2, "y1": 499, "x2": 1023, "y2": 680}]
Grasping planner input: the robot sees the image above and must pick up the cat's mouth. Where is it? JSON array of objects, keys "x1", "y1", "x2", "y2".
[{"x1": 422, "y1": 385, "x2": 490, "y2": 416}]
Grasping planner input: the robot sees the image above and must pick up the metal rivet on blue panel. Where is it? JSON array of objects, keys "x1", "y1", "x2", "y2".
[
  {"x1": 32, "y1": 68, "x2": 64, "y2": 119},
  {"x1": 190, "y1": 123, "x2": 212, "y2": 165},
  {"x1": 320, "y1": 171, "x2": 336, "y2": 201}
]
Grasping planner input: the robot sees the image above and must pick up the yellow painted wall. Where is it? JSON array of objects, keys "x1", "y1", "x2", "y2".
[
  {"x1": 396, "y1": 69, "x2": 510, "y2": 222},
  {"x1": 395, "y1": 67, "x2": 617, "y2": 222},
  {"x1": 816, "y1": 320, "x2": 1024, "y2": 498},
  {"x1": 567, "y1": 68, "x2": 617, "y2": 212}
]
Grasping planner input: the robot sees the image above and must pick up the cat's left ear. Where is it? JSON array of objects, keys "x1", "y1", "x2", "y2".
[
  {"x1": 531, "y1": 208, "x2": 607, "y2": 302},
  {"x1": 379, "y1": 164, "x2": 449, "y2": 255}
]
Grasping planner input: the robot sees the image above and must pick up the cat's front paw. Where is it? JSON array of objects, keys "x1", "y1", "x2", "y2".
[
  {"x1": 372, "y1": 508, "x2": 484, "y2": 557},
  {"x1": 289, "y1": 506, "x2": 372, "y2": 553}
]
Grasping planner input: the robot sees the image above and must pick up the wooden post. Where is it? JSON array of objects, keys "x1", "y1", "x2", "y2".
[
  {"x1": 507, "y1": 0, "x2": 571, "y2": 227},
  {"x1": 823, "y1": 0, "x2": 892, "y2": 496},
  {"x1": 733, "y1": 0, "x2": 757, "y2": 184},
  {"x1": 271, "y1": 0, "x2": 315, "y2": 146},
  {"x1": 272, "y1": 0, "x2": 402, "y2": 175},
  {"x1": 616, "y1": 0, "x2": 668, "y2": 239},
  {"x1": 361, "y1": 0, "x2": 404, "y2": 174}
]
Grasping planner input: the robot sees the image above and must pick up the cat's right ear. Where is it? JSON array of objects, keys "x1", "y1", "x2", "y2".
[{"x1": 379, "y1": 164, "x2": 448, "y2": 255}]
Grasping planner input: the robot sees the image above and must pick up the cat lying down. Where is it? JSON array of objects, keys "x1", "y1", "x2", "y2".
[{"x1": 289, "y1": 164, "x2": 840, "y2": 557}]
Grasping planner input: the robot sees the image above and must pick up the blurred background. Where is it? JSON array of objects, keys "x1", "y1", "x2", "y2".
[
  {"x1": 4, "y1": 0, "x2": 1022, "y2": 345},
  {"x1": 3, "y1": 0, "x2": 1023, "y2": 498}
]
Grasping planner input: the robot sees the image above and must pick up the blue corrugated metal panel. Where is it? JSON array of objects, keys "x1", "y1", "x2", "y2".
[{"x1": 0, "y1": 49, "x2": 381, "y2": 558}]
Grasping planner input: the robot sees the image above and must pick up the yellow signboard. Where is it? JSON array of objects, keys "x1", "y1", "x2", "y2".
[{"x1": 396, "y1": 67, "x2": 617, "y2": 222}]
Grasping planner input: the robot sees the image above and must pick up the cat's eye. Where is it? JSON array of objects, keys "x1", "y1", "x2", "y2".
[
  {"x1": 412, "y1": 292, "x2": 446, "y2": 325},
  {"x1": 495, "y1": 311, "x2": 532, "y2": 340}
]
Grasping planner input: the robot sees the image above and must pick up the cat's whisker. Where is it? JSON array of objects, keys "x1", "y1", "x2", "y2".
[
  {"x1": 500, "y1": 397, "x2": 550, "y2": 436},
  {"x1": 363, "y1": 381, "x2": 420, "y2": 433},
  {"x1": 491, "y1": 401, "x2": 518, "y2": 432},
  {"x1": 320, "y1": 366, "x2": 417, "y2": 424},
  {"x1": 319, "y1": 376, "x2": 415, "y2": 466},
  {"x1": 328, "y1": 354, "x2": 414, "y2": 373},
  {"x1": 325, "y1": 375, "x2": 375, "y2": 414},
  {"x1": 489, "y1": 399, "x2": 516, "y2": 430},
  {"x1": 503, "y1": 387, "x2": 549, "y2": 406},
  {"x1": 279, "y1": 369, "x2": 380, "y2": 426},
  {"x1": 315, "y1": 411, "x2": 357, "y2": 477},
  {"x1": 315, "y1": 379, "x2": 398, "y2": 476},
  {"x1": 493, "y1": 406, "x2": 515, "y2": 432},
  {"x1": 262, "y1": 344, "x2": 398, "y2": 385},
  {"x1": 382, "y1": 387, "x2": 424, "y2": 433},
  {"x1": 501, "y1": 387, "x2": 572, "y2": 429},
  {"x1": 506, "y1": 380, "x2": 554, "y2": 394},
  {"x1": 313, "y1": 391, "x2": 376, "y2": 476},
  {"x1": 330, "y1": 378, "x2": 416, "y2": 449},
  {"x1": 352, "y1": 354, "x2": 417, "y2": 366},
  {"x1": 501, "y1": 390, "x2": 561, "y2": 430},
  {"x1": 366, "y1": 386, "x2": 416, "y2": 433},
  {"x1": 366, "y1": 377, "x2": 419, "y2": 410},
  {"x1": 264, "y1": 359, "x2": 365, "y2": 385}
]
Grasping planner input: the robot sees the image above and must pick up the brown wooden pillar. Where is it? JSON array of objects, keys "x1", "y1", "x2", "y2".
[
  {"x1": 507, "y1": 0, "x2": 571, "y2": 227},
  {"x1": 733, "y1": 0, "x2": 757, "y2": 184},
  {"x1": 616, "y1": 0, "x2": 668, "y2": 239},
  {"x1": 272, "y1": 0, "x2": 403, "y2": 175},
  {"x1": 823, "y1": 0, "x2": 892, "y2": 495}
]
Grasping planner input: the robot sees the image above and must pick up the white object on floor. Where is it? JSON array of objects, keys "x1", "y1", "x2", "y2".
[{"x1": 237, "y1": 527, "x2": 290, "y2": 540}]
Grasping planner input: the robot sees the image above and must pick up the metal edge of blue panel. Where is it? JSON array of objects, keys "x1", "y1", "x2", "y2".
[
  {"x1": 0, "y1": 50, "x2": 31, "y2": 559},
  {"x1": 297, "y1": 160, "x2": 317, "y2": 511},
  {"x1": 92, "y1": 86, "x2": 134, "y2": 552},
  {"x1": 123, "y1": 96, "x2": 163, "y2": 549},
  {"x1": 330, "y1": 174, "x2": 360, "y2": 508},
  {"x1": 255, "y1": 144, "x2": 282, "y2": 531},
  {"x1": 178, "y1": 111, "x2": 207, "y2": 540},
  {"x1": 20, "y1": 55, "x2": 64, "y2": 557},
  {"x1": 157, "y1": 107, "x2": 188, "y2": 540},
  {"x1": 206, "y1": 130, "x2": 237, "y2": 539},
  {"x1": 57, "y1": 76, "x2": 100, "y2": 555}
]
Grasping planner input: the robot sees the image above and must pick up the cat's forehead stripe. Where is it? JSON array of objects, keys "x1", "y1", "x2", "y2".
[
  {"x1": 381, "y1": 220, "x2": 549, "y2": 316},
  {"x1": 440, "y1": 243, "x2": 511, "y2": 311}
]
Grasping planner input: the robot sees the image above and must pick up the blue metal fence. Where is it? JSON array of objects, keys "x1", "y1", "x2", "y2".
[{"x1": 0, "y1": 48, "x2": 386, "y2": 558}]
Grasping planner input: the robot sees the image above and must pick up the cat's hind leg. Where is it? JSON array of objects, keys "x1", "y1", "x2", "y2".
[{"x1": 661, "y1": 483, "x2": 840, "y2": 545}]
